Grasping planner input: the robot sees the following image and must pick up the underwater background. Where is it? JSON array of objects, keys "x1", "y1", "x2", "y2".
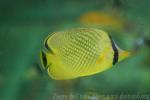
[{"x1": 0, "y1": 0, "x2": 150, "y2": 100}]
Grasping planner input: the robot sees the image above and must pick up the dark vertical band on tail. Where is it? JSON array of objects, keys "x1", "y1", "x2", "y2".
[{"x1": 109, "y1": 35, "x2": 119, "y2": 65}]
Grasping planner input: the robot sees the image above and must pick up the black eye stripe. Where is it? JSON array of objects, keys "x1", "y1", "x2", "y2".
[
  {"x1": 109, "y1": 35, "x2": 119, "y2": 65},
  {"x1": 41, "y1": 51, "x2": 47, "y2": 68},
  {"x1": 44, "y1": 38, "x2": 54, "y2": 54},
  {"x1": 44, "y1": 38, "x2": 49, "y2": 50}
]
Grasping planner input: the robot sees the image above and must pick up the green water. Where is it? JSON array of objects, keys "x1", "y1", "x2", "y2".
[{"x1": 0, "y1": 0, "x2": 150, "y2": 100}]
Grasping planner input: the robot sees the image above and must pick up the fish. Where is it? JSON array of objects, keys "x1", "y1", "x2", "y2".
[
  {"x1": 79, "y1": 11, "x2": 125, "y2": 30},
  {"x1": 40, "y1": 28, "x2": 130, "y2": 80}
]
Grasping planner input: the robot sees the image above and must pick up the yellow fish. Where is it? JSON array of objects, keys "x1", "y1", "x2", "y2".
[
  {"x1": 79, "y1": 11, "x2": 125, "y2": 30},
  {"x1": 40, "y1": 28, "x2": 130, "y2": 80}
]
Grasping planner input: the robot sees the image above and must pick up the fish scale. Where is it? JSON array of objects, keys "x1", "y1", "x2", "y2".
[
  {"x1": 49, "y1": 29, "x2": 105, "y2": 73},
  {"x1": 59, "y1": 31, "x2": 101, "y2": 75}
]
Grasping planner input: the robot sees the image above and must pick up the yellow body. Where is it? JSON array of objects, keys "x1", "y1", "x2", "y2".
[{"x1": 40, "y1": 28, "x2": 130, "y2": 80}]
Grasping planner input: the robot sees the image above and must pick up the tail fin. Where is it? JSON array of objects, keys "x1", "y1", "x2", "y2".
[{"x1": 118, "y1": 48, "x2": 130, "y2": 62}]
